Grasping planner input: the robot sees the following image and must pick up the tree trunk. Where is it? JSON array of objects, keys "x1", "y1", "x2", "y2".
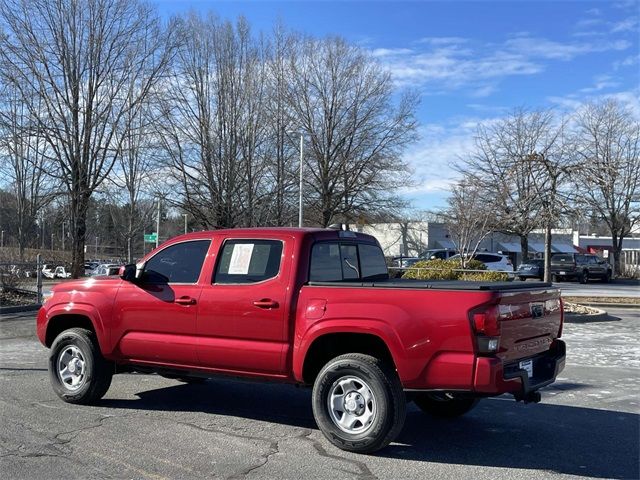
[
  {"x1": 70, "y1": 195, "x2": 89, "y2": 279},
  {"x1": 543, "y1": 224, "x2": 552, "y2": 283},
  {"x1": 611, "y1": 233, "x2": 622, "y2": 278},
  {"x1": 520, "y1": 235, "x2": 529, "y2": 263}
]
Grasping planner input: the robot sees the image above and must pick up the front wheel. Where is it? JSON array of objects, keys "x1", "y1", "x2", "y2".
[
  {"x1": 579, "y1": 271, "x2": 589, "y2": 284},
  {"x1": 413, "y1": 393, "x2": 479, "y2": 418},
  {"x1": 312, "y1": 353, "x2": 406, "y2": 453},
  {"x1": 48, "y1": 328, "x2": 113, "y2": 404}
]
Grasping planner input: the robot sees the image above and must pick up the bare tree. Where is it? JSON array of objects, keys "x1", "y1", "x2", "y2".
[
  {"x1": 159, "y1": 14, "x2": 268, "y2": 229},
  {"x1": 106, "y1": 97, "x2": 159, "y2": 263},
  {"x1": 262, "y1": 24, "x2": 299, "y2": 226},
  {"x1": 462, "y1": 108, "x2": 552, "y2": 260},
  {"x1": 442, "y1": 178, "x2": 496, "y2": 268},
  {"x1": 0, "y1": 0, "x2": 173, "y2": 276},
  {"x1": 286, "y1": 37, "x2": 418, "y2": 227},
  {"x1": 572, "y1": 99, "x2": 640, "y2": 275},
  {"x1": 524, "y1": 119, "x2": 573, "y2": 282},
  {"x1": 0, "y1": 80, "x2": 56, "y2": 259}
]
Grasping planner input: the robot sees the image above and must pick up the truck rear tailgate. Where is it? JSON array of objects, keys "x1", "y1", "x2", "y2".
[{"x1": 494, "y1": 288, "x2": 563, "y2": 363}]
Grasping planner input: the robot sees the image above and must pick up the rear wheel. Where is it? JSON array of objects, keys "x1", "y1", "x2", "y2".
[
  {"x1": 312, "y1": 353, "x2": 406, "y2": 453},
  {"x1": 603, "y1": 271, "x2": 612, "y2": 283},
  {"x1": 413, "y1": 393, "x2": 479, "y2": 418},
  {"x1": 49, "y1": 328, "x2": 113, "y2": 404}
]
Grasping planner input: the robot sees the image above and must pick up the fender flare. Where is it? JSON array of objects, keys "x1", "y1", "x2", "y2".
[
  {"x1": 45, "y1": 303, "x2": 109, "y2": 353},
  {"x1": 293, "y1": 319, "x2": 407, "y2": 383}
]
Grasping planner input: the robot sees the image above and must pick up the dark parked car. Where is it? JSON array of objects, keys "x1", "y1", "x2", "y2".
[
  {"x1": 516, "y1": 259, "x2": 545, "y2": 281},
  {"x1": 550, "y1": 253, "x2": 612, "y2": 283},
  {"x1": 419, "y1": 249, "x2": 458, "y2": 260}
]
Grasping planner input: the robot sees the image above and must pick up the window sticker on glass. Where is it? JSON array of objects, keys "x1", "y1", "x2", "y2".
[{"x1": 228, "y1": 243, "x2": 254, "y2": 274}]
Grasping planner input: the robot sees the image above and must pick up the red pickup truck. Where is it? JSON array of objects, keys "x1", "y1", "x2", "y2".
[{"x1": 37, "y1": 228, "x2": 565, "y2": 453}]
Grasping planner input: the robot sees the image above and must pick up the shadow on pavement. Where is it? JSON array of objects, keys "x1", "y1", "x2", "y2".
[{"x1": 101, "y1": 376, "x2": 639, "y2": 479}]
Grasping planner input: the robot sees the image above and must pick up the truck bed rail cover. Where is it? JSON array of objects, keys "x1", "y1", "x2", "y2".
[{"x1": 307, "y1": 279, "x2": 553, "y2": 291}]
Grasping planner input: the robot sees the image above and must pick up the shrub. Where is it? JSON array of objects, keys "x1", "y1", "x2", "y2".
[
  {"x1": 460, "y1": 271, "x2": 510, "y2": 282},
  {"x1": 402, "y1": 258, "x2": 507, "y2": 282},
  {"x1": 402, "y1": 259, "x2": 459, "y2": 280}
]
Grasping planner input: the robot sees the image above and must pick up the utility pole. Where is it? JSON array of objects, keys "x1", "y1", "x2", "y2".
[
  {"x1": 299, "y1": 133, "x2": 304, "y2": 228},
  {"x1": 1, "y1": 230, "x2": 4, "y2": 248},
  {"x1": 51, "y1": 233, "x2": 54, "y2": 250},
  {"x1": 156, "y1": 199, "x2": 161, "y2": 248},
  {"x1": 182, "y1": 213, "x2": 188, "y2": 234},
  {"x1": 62, "y1": 222, "x2": 65, "y2": 251}
]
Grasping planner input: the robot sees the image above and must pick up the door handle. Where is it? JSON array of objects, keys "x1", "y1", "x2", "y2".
[
  {"x1": 253, "y1": 299, "x2": 279, "y2": 309},
  {"x1": 175, "y1": 296, "x2": 196, "y2": 305}
]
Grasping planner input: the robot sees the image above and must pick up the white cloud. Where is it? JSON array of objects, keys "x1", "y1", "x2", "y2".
[
  {"x1": 579, "y1": 74, "x2": 621, "y2": 93},
  {"x1": 548, "y1": 87, "x2": 640, "y2": 119},
  {"x1": 611, "y1": 16, "x2": 639, "y2": 33},
  {"x1": 503, "y1": 37, "x2": 631, "y2": 61},
  {"x1": 614, "y1": 53, "x2": 640, "y2": 69},
  {"x1": 373, "y1": 34, "x2": 632, "y2": 95}
]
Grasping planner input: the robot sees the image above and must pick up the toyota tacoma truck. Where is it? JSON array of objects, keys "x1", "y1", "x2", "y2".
[{"x1": 37, "y1": 227, "x2": 565, "y2": 453}]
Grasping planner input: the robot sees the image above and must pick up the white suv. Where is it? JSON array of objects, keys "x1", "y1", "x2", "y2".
[{"x1": 449, "y1": 252, "x2": 514, "y2": 273}]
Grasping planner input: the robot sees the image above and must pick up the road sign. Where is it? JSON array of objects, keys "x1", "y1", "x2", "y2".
[{"x1": 144, "y1": 233, "x2": 158, "y2": 243}]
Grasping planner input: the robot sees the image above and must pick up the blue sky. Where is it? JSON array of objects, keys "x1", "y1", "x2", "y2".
[{"x1": 155, "y1": 0, "x2": 640, "y2": 212}]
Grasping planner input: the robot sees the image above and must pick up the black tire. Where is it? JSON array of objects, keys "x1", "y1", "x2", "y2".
[
  {"x1": 413, "y1": 393, "x2": 479, "y2": 418},
  {"x1": 518, "y1": 276, "x2": 525, "y2": 281},
  {"x1": 48, "y1": 328, "x2": 113, "y2": 404},
  {"x1": 603, "y1": 271, "x2": 612, "y2": 283},
  {"x1": 312, "y1": 353, "x2": 406, "y2": 453},
  {"x1": 580, "y1": 270, "x2": 589, "y2": 284}
]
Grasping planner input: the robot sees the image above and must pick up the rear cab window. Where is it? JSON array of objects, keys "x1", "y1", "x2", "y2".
[
  {"x1": 553, "y1": 254, "x2": 574, "y2": 263},
  {"x1": 309, "y1": 241, "x2": 388, "y2": 282}
]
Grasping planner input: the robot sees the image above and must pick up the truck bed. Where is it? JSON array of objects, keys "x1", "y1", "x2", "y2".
[{"x1": 307, "y1": 279, "x2": 553, "y2": 291}]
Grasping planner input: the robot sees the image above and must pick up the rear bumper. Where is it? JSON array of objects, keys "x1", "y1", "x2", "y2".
[{"x1": 473, "y1": 340, "x2": 566, "y2": 399}]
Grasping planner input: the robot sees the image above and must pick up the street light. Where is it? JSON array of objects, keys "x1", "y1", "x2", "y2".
[{"x1": 298, "y1": 133, "x2": 304, "y2": 228}]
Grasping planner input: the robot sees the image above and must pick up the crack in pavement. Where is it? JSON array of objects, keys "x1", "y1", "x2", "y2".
[{"x1": 175, "y1": 420, "x2": 377, "y2": 480}]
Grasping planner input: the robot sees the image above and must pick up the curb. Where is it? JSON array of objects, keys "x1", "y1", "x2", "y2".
[
  {"x1": 0, "y1": 304, "x2": 41, "y2": 315},
  {"x1": 564, "y1": 312, "x2": 612, "y2": 323},
  {"x1": 571, "y1": 302, "x2": 638, "y2": 310}
]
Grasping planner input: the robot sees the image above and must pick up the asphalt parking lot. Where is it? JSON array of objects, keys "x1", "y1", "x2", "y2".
[{"x1": 1, "y1": 308, "x2": 638, "y2": 480}]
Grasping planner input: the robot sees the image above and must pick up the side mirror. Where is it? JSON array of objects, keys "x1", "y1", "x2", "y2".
[
  {"x1": 135, "y1": 262, "x2": 145, "y2": 280},
  {"x1": 120, "y1": 264, "x2": 137, "y2": 282}
]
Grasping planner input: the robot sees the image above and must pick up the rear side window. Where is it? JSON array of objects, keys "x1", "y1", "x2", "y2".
[
  {"x1": 309, "y1": 242, "x2": 388, "y2": 282},
  {"x1": 359, "y1": 244, "x2": 388, "y2": 279},
  {"x1": 144, "y1": 240, "x2": 211, "y2": 284},
  {"x1": 476, "y1": 254, "x2": 500, "y2": 263},
  {"x1": 215, "y1": 240, "x2": 283, "y2": 284}
]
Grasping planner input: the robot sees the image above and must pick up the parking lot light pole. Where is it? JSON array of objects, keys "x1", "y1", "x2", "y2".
[
  {"x1": 156, "y1": 199, "x2": 161, "y2": 248},
  {"x1": 298, "y1": 133, "x2": 303, "y2": 228}
]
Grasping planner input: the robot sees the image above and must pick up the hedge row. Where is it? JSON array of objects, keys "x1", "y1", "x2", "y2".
[{"x1": 401, "y1": 259, "x2": 509, "y2": 282}]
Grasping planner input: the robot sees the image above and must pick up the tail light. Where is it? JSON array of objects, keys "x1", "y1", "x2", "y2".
[
  {"x1": 472, "y1": 305, "x2": 500, "y2": 354},
  {"x1": 473, "y1": 305, "x2": 500, "y2": 336}
]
